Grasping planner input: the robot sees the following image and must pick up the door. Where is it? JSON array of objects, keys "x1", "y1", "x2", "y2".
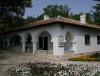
[
  {"x1": 39, "y1": 37, "x2": 43, "y2": 49},
  {"x1": 44, "y1": 37, "x2": 48, "y2": 50}
]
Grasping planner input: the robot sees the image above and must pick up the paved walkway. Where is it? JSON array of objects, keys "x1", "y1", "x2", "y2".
[
  {"x1": 0, "y1": 51, "x2": 100, "y2": 76},
  {"x1": 0, "y1": 50, "x2": 57, "y2": 76}
]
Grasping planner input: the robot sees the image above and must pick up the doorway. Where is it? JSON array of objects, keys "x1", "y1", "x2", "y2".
[
  {"x1": 38, "y1": 31, "x2": 52, "y2": 51},
  {"x1": 26, "y1": 33, "x2": 32, "y2": 52},
  {"x1": 39, "y1": 37, "x2": 48, "y2": 50}
]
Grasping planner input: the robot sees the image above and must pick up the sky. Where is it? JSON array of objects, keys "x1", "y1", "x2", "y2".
[{"x1": 24, "y1": 0, "x2": 97, "y2": 18}]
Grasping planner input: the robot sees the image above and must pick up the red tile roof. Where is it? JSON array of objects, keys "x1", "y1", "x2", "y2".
[{"x1": 1, "y1": 16, "x2": 100, "y2": 33}]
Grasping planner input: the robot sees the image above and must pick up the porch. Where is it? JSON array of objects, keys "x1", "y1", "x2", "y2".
[
  {"x1": 2, "y1": 30, "x2": 76, "y2": 56},
  {"x1": 34, "y1": 50, "x2": 75, "y2": 60}
]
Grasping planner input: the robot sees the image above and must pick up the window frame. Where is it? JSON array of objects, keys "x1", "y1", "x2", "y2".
[
  {"x1": 97, "y1": 35, "x2": 100, "y2": 45},
  {"x1": 85, "y1": 34, "x2": 90, "y2": 45}
]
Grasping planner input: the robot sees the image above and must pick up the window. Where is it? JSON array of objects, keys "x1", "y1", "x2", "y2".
[
  {"x1": 97, "y1": 36, "x2": 100, "y2": 44},
  {"x1": 85, "y1": 34, "x2": 90, "y2": 45}
]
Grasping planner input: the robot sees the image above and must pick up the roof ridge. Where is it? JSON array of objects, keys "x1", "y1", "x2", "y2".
[
  {"x1": 0, "y1": 16, "x2": 100, "y2": 34},
  {"x1": 59, "y1": 16, "x2": 100, "y2": 26}
]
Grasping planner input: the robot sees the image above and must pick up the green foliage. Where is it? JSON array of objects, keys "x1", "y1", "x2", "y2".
[
  {"x1": 35, "y1": 5, "x2": 72, "y2": 21},
  {"x1": 91, "y1": 52, "x2": 100, "y2": 58},
  {"x1": 36, "y1": 4, "x2": 93, "y2": 24},
  {"x1": 36, "y1": 14, "x2": 44, "y2": 21},
  {"x1": 24, "y1": 16, "x2": 35, "y2": 24},
  {"x1": 43, "y1": 5, "x2": 72, "y2": 18},
  {"x1": 93, "y1": 0, "x2": 100, "y2": 25},
  {"x1": 69, "y1": 52, "x2": 100, "y2": 61},
  {"x1": 0, "y1": 0, "x2": 32, "y2": 31},
  {"x1": 94, "y1": 71, "x2": 100, "y2": 76},
  {"x1": 86, "y1": 13, "x2": 93, "y2": 23},
  {"x1": 71, "y1": 14, "x2": 80, "y2": 20}
]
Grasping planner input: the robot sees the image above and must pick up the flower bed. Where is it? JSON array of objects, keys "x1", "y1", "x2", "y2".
[
  {"x1": 69, "y1": 52, "x2": 100, "y2": 61},
  {"x1": 69, "y1": 55, "x2": 100, "y2": 61},
  {"x1": 9, "y1": 62, "x2": 100, "y2": 76}
]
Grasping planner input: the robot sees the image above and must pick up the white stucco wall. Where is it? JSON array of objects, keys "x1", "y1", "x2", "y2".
[
  {"x1": 6, "y1": 23, "x2": 100, "y2": 55},
  {"x1": 7, "y1": 24, "x2": 65, "y2": 55},
  {"x1": 58, "y1": 25, "x2": 78, "y2": 53},
  {"x1": 56, "y1": 24, "x2": 100, "y2": 54},
  {"x1": 75, "y1": 27, "x2": 100, "y2": 53}
]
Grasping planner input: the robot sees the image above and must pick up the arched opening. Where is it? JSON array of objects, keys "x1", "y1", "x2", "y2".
[
  {"x1": 10, "y1": 34, "x2": 21, "y2": 47},
  {"x1": 9, "y1": 34, "x2": 22, "y2": 51},
  {"x1": 38, "y1": 31, "x2": 53, "y2": 51},
  {"x1": 25, "y1": 33, "x2": 32, "y2": 53},
  {"x1": 64, "y1": 31, "x2": 73, "y2": 51}
]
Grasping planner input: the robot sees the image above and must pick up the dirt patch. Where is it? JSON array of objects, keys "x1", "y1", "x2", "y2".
[
  {"x1": 0, "y1": 51, "x2": 11, "y2": 60},
  {"x1": 0, "y1": 64, "x2": 14, "y2": 76},
  {"x1": 0, "y1": 55, "x2": 10, "y2": 60}
]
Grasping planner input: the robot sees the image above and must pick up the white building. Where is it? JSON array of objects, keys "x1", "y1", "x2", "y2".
[{"x1": 0, "y1": 14, "x2": 100, "y2": 56}]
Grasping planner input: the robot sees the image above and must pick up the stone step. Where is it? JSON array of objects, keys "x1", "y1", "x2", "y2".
[{"x1": 34, "y1": 50, "x2": 75, "y2": 60}]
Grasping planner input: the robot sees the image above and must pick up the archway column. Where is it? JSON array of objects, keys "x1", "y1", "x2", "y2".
[
  {"x1": 21, "y1": 40, "x2": 26, "y2": 52},
  {"x1": 71, "y1": 40, "x2": 77, "y2": 53},
  {"x1": 52, "y1": 36, "x2": 64, "y2": 56},
  {"x1": 32, "y1": 40, "x2": 37, "y2": 54}
]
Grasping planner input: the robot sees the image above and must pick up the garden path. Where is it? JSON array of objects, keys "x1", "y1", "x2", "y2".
[{"x1": 0, "y1": 50, "x2": 100, "y2": 76}]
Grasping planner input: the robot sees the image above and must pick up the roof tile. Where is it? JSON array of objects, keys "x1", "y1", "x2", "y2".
[{"x1": 1, "y1": 16, "x2": 100, "y2": 34}]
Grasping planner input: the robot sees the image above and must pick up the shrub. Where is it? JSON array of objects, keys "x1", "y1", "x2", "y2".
[
  {"x1": 69, "y1": 52, "x2": 100, "y2": 61},
  {"x1": 91, "y1": 52, "x2": 100, "y2": 58}
]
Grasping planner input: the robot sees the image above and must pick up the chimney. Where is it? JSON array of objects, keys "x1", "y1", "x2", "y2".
[
  {"x1": 80, "y1": 12, "x2": 86, "y2": 24},
  {"x1": 44, "y1": 15, "x2": 49, "y2": 20}
]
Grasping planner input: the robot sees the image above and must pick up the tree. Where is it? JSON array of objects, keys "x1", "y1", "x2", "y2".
[
  {"x1": 0, "y1": 0, "x2": 32, "y2": 31},
  {"x1": 24, "y1": 16, "x2": 35, "y2": 24},
  {"x1": 93, "y1": 0, "x2": 100, "y2": 25},
  {"x1": 43, "y1": 5, "x2": 72, "y2": 18},
  {"x1": 71, "y1": 14, "x2": 80, "y2": 20},
  {"x1": 86, "y1": 13, "x2": 93, "y2": 24}
]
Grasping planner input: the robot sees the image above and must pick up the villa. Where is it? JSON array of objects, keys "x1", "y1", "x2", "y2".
[{"x1": 0, "y1": 13, "x2": 100, "y2": 57}]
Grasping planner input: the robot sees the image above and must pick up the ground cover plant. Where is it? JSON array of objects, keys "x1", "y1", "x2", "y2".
[
  {"x1": 9, "y1": 62, "x2": 100, "y2": 76},
  {"x1": 69, "y1": 52, "x2": 100, "y2": 61}
]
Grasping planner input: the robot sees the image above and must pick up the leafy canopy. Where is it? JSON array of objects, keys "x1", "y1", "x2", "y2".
[
  {"x1": 93, "y1": 0, "x2": 100, "y2": 25},
  {"x1": 0, "y1": 0, "x2": 32, "y2": 31},
  {"x1": 43, "y1": 5, "x2": 72, "y2": 18}
]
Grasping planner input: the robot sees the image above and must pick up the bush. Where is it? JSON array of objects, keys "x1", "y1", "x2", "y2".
[
  {"x1": 91, "y1": 52, "x2": 100, "y2": 58},
  {"x1": 69, "y1": 52, "x2": 100, "y2": 61}
]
